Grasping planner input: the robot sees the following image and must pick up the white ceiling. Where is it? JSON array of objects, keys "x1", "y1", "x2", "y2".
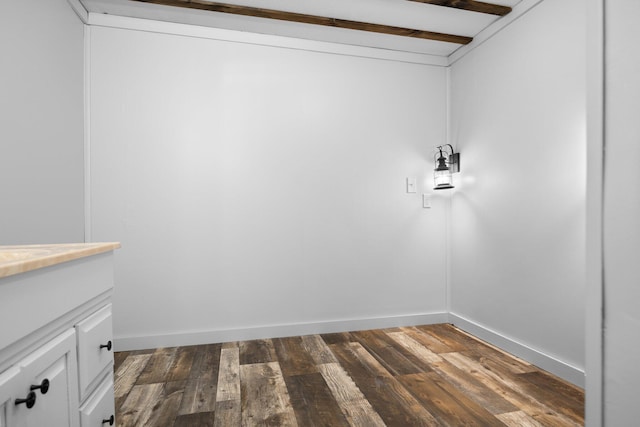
[{"x1": 79, "y1": 0, "x2": 524, "y2": 57}]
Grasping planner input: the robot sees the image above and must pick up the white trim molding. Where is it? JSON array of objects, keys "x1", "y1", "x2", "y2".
[
  {"x1": 83, "y1": 25, "x2": 92, "y2": 243},
  {"x1": 585, "y1": 0, "x2": 604, "y2": 423},
  {"x1": 115, "y1": 309, "x2": 585, "y2": 388},
  {"x1": 449, "y1": 312, "x2": 585, "y2": 388},
  {"x1": 87, "y1": 13, "x2": 448, "y2": 67},
  {"x1": 66, "y1": 0, "x2": 89, "y2": 23},
  {"x1": 114, "y1": 311, "x2": 449, "y2": 351}
]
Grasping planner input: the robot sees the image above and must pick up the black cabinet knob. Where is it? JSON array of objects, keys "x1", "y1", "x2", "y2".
[
  {"x1": 102, "y1": 415, "x2": 115, "y2": 425},
  {"x1": 15, "y1": 391, "x2": 36, "y2": 409},
  {"x1": 30, "y1": 378, "x2": 50, "y2": 394},
  {"x1": 100, "y1": 341, "x2": 112, "y2": 351}
]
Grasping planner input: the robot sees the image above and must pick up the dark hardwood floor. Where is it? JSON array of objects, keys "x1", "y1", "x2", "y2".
[{"x1": 113, "y1": 324, "x2": 584, "y2": 426}]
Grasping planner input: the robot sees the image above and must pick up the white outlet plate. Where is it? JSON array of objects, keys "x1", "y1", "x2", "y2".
[
  {"x1": 423, "y1": 194, "x2": 431, "y2": 208},
  {"x1": 406, "y1": 177, "x2": 417, "y2": 193}
]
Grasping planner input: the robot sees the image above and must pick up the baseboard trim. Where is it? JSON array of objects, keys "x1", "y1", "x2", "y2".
[
  {"x1": 449, "y1": 312, "x2": 585, "y2": 388},
  {"x1": 115, "y1": 311, "x2": 585, "y2": 388},
  {"x1": 114, "y1": 311, "x2": 449, "y2": 352}
]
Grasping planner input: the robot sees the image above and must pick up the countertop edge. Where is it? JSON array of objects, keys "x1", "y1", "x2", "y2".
[{"x1": 0, "y1": 242, "x2": 121, "y2": 279}]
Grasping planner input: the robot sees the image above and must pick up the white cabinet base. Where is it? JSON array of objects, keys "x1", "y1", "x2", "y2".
[
  {"x1": 80, "y1": 376, "x2": 114, "y2": 427},
  {"x1": 76, "y1": 305, "x2": 113, "y2": 402},
  {"x1": 0, "y1": 245, "x2": 118, "y2": 427},
  {"x1": 1, "y1": 330, "x2": 80, "y2": 427}
]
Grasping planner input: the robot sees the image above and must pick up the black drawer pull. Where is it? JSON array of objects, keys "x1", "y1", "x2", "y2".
[
  {"x1": 100, "y1": 341, "x2": 112, "y2": 351},
  {"x1": 30, "y1": 378, "x2": 50, "y2": 394},
  {"x1": 102, "y1": 415, "x2": 115, "y2": 425},
  {"x1": 15, "y1": 391, "x2": 36, "y2": 408}
]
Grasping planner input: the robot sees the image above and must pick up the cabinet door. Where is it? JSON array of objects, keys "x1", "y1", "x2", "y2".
[
  {"x1": 76, "y1": 305, "x2": 113, "y2": 401},
  {"x1": 0, "y1": 367, "x2": 21, "y2": 427},
  {"x1": 79, "y1": 377, "x2": 114, "y2": 427},
  {"x1": 14, "y1": 329, "x2": 79, "y2": 427}
]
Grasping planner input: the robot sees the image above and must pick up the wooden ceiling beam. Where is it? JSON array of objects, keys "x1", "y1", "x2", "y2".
[
  {"x1": 407, "y1": 0, "x2": 512, "y2": 16},
  {"x1": 132, "y1": 0, "x2": 474, "y2": 45}
]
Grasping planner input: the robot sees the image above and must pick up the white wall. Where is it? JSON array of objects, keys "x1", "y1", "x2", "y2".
[
  {"x1": 0, "y1": 0, "x2": 85, "y2": 244},
  {"x1": 448, "y1": 0, "x2": 586, "y2": 383},
  {"x1": 88, "y1": 24, "x2": 448, "y2": 348},
  {"x1": 603, "y1": 0, "x2": 640, "y2": 423}
]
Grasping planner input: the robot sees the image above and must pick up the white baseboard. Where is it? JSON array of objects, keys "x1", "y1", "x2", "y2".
[
  {"x1": 449, "y1": 312, "x2": 585, "y2": 388},
  {"x1": 114, "y1": 311, "x2": 449, "y2": 352},
  {"x1": 115, "y1": 310, "x2": 584, "y2": 388}
]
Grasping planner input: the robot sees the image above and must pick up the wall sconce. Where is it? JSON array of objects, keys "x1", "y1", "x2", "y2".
[{"x1": 433, "y1": 144, "x2": 460, "y2": 190}]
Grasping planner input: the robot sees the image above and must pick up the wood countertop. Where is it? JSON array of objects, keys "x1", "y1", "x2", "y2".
[{"x1": 0, "y1": 243, "x2": 121, "y2": 279}]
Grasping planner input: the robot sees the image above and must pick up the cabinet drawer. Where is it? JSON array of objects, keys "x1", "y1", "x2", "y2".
[
  {"x1": 80, "y1": 376, "x2": 115, "y2": 427},
  {"x1": 76, "y1": 305, "x2": 113, "y2": 400}
]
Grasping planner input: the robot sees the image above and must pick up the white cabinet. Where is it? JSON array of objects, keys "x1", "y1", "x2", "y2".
[
  {"x1": 79, "y1": 377, "x2": 114, "y2": 427},
  {"x1": 76, "y1": 304, "x2": 115, "y2": 427},
  {"x1": 0, "y1": 243, "x2": 119, "y2": 427},
  {"x1": 0, "y1": 368, "x2": 21, "y2": 427},
  {"x1": 76, "y1": 305, "x2": 114, "y2": 402},
  {"x1": 11, "y1": 329, "x2": 79, "y2": 427},
  {"x1": 0, "y1": 314, "x2": 114, "y2": 427}
]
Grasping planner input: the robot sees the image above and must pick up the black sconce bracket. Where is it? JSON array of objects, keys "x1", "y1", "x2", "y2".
[{"x1": 450, "y1": 152, "x2": 460, "y2": 173}]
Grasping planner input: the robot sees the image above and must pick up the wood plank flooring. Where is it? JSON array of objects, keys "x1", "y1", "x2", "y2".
[{"x1": 113, "y1": 324, "x2": 584, "y2": 426}]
